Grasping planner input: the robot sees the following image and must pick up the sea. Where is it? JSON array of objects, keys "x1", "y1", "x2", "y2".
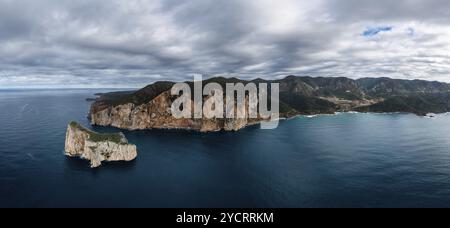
[{"x1": 1, "y1": 89, "x2": 450, "y2": 208}]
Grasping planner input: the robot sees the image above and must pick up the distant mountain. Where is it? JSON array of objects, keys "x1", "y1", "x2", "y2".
[{"x1": 89, "y1": 76, "x2": 450, "y2": 132}]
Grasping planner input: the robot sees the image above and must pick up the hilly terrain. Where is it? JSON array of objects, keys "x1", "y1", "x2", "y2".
[{"x1": 88, "y1": 76, "x2": 450, "y2": 132}]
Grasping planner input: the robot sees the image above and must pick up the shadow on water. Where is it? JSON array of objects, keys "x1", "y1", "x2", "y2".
[
  {"x1": 64, "y1": 156, "x2": 138, "y2": 174},
  {"x1": 91, "y1": 123, "x2": 263, "y2": 148}
]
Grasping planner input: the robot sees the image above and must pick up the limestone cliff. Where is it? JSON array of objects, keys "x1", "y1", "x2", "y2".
[
  {"x1": 90, "y1": 91, "x2": 258, "y2": 132},
  {"x1": 65, "y1": 122, "x2": 137, "y2": 168}
]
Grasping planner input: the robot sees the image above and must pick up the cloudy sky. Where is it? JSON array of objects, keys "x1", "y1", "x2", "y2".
[{"x1": 0, "y1": 0, "x2": 450, "y2": 88}]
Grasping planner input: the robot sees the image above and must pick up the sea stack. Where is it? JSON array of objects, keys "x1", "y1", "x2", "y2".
[{"x1": 65, "y1": 121, "x2": 137, "y2": 168}]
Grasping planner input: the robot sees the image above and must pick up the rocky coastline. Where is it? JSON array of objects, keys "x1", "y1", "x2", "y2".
[{"x1": 88, "y1": 76, "x2": 450, "y2": 132}]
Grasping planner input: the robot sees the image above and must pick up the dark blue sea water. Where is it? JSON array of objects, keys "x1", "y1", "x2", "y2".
[{"x1": 1, "y1": 89, "x2": 450, "y2": 208}]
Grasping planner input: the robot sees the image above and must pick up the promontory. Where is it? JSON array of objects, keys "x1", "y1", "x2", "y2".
[{"x1": 88, "y1": 76, "x2": 450, "y2": 132}]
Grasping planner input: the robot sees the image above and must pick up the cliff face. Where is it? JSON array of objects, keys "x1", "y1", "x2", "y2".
[
  {"x1": 90, "y1": 91, "x2": 253, "y2": 132},
  {"x1": 65, "y1": 122, "x2": 137, "y2": 168}
]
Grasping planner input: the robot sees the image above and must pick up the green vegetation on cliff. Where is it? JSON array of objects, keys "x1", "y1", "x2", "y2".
[
  {"x1": 356, "y1": 93, "x2": 450, "y2": 116},
  {"x1": 69, "y1": 121, "x2": 127, "y2": 144}
]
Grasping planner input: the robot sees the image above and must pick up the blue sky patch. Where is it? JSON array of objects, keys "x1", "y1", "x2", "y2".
[
  {"x1": 363, "y1": 26, "x2": 393, "y2": 37},
  {"x1": 407, "y1": 27, "x2": 415, "y2": 36}
]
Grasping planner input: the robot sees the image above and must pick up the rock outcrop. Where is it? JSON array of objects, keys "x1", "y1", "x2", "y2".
[
  {"x1": 65, "y1": 122, "x2": 137, "y2": 168},
  {"x1": 90, "y1": 90, "x2": 261, "y2": 132}
]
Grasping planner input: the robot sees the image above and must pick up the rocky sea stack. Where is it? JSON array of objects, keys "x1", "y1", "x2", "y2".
[{"x1": 65, "y1": 121, "x2": 137, "y2": 168}]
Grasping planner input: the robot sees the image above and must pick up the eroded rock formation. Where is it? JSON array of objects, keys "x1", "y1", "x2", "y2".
[
  {"x1": 90, "y1": 91, "x2": 261, "y2": 132},
  {"x1": 65, "y1": 122, "x2": 137, "y2": 168}
]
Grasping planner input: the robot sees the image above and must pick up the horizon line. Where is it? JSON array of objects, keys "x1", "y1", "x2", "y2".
[{"x1": 0, "y1": 75, "x2": 448, "y2": 90}]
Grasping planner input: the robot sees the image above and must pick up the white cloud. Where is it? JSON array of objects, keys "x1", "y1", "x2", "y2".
[{"x1": 0, "y1": 0, "x2": 450, "y2": 88}]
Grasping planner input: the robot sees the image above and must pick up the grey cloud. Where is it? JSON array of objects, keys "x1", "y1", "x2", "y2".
[
  {"x1": 327, "y1": 0, "x2": 450, "y2": 23},
  {"x1": 0, "y1": 0, "x2": 450, "y2": 88}
]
